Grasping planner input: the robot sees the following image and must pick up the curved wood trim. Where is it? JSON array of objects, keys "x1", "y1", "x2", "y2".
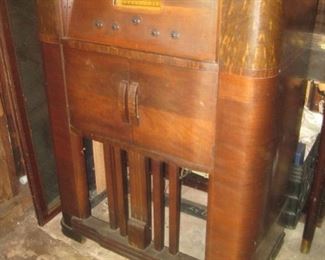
[{"x1": 219, "y1": 0, "x2": 282, "y2": 77}]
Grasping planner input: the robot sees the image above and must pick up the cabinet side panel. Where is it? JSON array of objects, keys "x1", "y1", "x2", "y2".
[
  {"x1": 36, "y1": 0, "x2": 63, "y2": 43},
  {"x1": 206, "y1": 74, "x2": 281, "y2": 259},
  {"x1": 42, "y1": 43, "x2": 89, "y2": 220},
  {"x1": 207, "y1": 0, "x2": 284, "y2": 259},
  {"x1": 208, "y1": 0, "x2": 318, "y2": 259}
]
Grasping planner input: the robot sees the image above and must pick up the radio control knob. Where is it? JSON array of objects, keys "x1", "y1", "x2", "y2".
[
  {"x1": 132, "y1": 16, "x2": 142, "y2": 25},
  {"x1": 151, "y1": 29, "x2": 160, "y2": 37},
  {"x1": 112, "y1": 23, "x2": 120, "y2": 31},
  {"x1": 171, "y1": 31, "x2": 180, "y2": 39},
  {"x1": 94, "y1": 19, "x2": 104, "y2": 29}
]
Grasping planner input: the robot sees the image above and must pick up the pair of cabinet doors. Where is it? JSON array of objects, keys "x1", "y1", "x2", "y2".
[{"x1": 65, "y1": 46, "x2": 218, "y2": 170}]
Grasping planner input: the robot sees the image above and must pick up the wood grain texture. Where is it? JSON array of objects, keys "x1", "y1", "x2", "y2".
[
  {"x1": 206, "y1": 73, "x2": 280, "y2": 260},
  {"x1": 308, "y1": 0, "x2": 325, "y2": 82},
  {"x1": 0, "y1": 0, "x2": 58, "y2": 225},
  {"x1": 128, "y1": 150, "x2": 152, "y2": 249},
  {"x1": 36, "y1": 0, "x2": 62, "y2": 43},
  {"x1": 204, "y1": 1, "x2": 318, "y2": 258},
  {"x1": 104, "y1": 143, "x2": 119, "y2": 229},
  {"x1": 69, "y1": 132, "x2": 91, "y2": 219},
  {"x1": 130, "y1": 61, "x2": 217, "y2": 170},
  {"x1": 42, "y1": 43, "x2": 90, "y2": 221},
  {"x1": 62, "y1": 39, "x2": 218, "y2": 71},
  {"x1": 0, "y1": 0, "x2": 27, "y2": 181},
  {"x1": 266, "y1": 77, "x2": 307, "y2": 225},
  {"x1": 36, "y1": 0, "x2": 320, "y2": 258},
  {"x1": 92, "y1": 141, "x2": 106, "y2": 193},
  {"x1": 67, "y1": 0, "x2": 218, "y2": 61},
  {"x1": 168, "y1": 163, "x2": 181, "y2": 255},
  {"x1": 64, "y1": 44, "x2": 218, "y2": 170},
  {"x1": 0, "y1": 99, "x2": 17, "y2": 202},
  {"x1": 152, "y1": 159, "x2": 165, "y2": 251},
  {"x1": 72, "y1": 216, "x2": 196, "y2": 260},
  {"x1": 64, "y1": 47, "x2": 132, "y2": 142},
  {"x1": 219, "y1": 0, "x2": 282, "y2": 77},
  {"x1": 113, "y1": 147, "x2": 129, "y2": 236}
]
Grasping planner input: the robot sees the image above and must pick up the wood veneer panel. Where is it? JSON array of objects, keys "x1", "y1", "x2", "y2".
[
  {"x1": 42, "y1": 43, "x2": 90, "y2": 221},
  {"x1": 152, "y1": 159, "x2": 165, "y2": 251},
  {"x1": 168, "y1": 163, "x2": 181, "y2": 255},
  {"x1": 130, "y1": 61, "x2": 217, "y2": 170},
  {"x1": 113, "y1": 147, "x2": 129, "y2": 236},
  {"x1": 67, "y1": 0, "x2": 218, "y2": 61},
  {"x1": 206, "y1": 73, "x2": 280, "y2": 260},
  {"x1": 219, "y1": 0, "x2": 282, "y2": 77},
  {"x1": 36, "y1": 0, "x2": 62, "y2": 43},
  {"x1": 64, "y1": 47, "x2": 132, "y2": 142},
  {"x1": 72, "y1": 216, "x2": 196, "y2": 260},
  {"x1": 104, "y1": 143, "x2": 119, "y2": 229},
  {"x1": 69, "y1": 132, "x2": 90, "y2": 219},
  {"x1": 93, "y1": 141, "x2": 106, "y2": 194},
  {"x1": 0, "y1": 99, "x2": 17, "y2": 201},
  {"x1": 128, "y1": 150, "x2": 152, "y2": 249}
]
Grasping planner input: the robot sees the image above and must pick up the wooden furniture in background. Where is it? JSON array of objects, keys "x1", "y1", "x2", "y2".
[
  {"x1": 301, "y1": 99, "x2": 325, "y2": 254},
  {"x1": 0, "y1": 0, "x2": 61, "y2": 224},
  {"x1": 301, "y1": 0, "x2": 325, "y2": 252},
  {"x1": 0, "y1": 98, "x2": 17, "y2": 202},
  {"x1": 35, "y1": 0, "x2": 319, "y2": 259}
]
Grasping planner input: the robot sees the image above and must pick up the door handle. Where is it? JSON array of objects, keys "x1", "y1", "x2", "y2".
[
  {"x1": 128, "y1": 81, "x2": 140, "y2": 125},
  {"x1": 118, "y1": 80, "x2": 129, "y2": 123}
]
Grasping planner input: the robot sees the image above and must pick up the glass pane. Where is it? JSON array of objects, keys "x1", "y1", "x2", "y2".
[
  {"x1": 115, "y1": 0, "x2": 161, "y2": 8},
  {"x1": 6, "y1": 0, "x2": 59, "y2": 205}
]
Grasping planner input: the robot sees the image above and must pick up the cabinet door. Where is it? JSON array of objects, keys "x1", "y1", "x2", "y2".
[
  {"x1": 130, "y1": 61, "x2": 218, "y2": 169},
  {"x1": 64, "y1": 48, "x2": 132, "y2": 142}
]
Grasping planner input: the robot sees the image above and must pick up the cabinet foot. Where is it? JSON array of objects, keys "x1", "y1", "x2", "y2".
[
  {"x1": 61, "y1": 218, "x2": 85, "y2": 243},
  {"x1": 300, "y1": 239, "x2": 311, "y2": 254}
]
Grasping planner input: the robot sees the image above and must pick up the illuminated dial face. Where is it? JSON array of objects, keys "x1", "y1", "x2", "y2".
[{"x1": 115, "y1": 0, "x2": 161, "y2": 8}]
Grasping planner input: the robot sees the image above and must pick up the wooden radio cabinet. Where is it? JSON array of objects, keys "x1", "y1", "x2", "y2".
[{"x1": 36, "y1": 0, "x2": 318, "y2": 259}]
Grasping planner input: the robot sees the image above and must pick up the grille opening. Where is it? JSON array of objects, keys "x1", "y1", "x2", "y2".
[{"x1": 86, "y1": 144, "x2": 208, "y2": 259}]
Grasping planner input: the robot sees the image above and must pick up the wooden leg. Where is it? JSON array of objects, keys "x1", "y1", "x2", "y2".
[
  {"x1": 152, "y1": 159, "x2": 165, "y2": 251},
  {"x1": 104, "y1": 143, "x2": 119, "y2": 229},
  {"x1": 41, "y1": 44, "x2": 90, "y2": 225},
  {"x1": 301, "y1": 108, "x2": 325, "y2": 253},
  {"x1": 114, "y1": 147, "x2": 129, "y2": 236},
  {"x1": 205, "y1": 74, "x2": 281, "y2": 260},
  {"x1": 128, "y1": 150, "x2": 151, "y2": 249},
  {"x1": 69, "y1": 131, "x2": 91, "y2": 219},
  {"x1": 168, "y1": 163, "x2": 181, "y2": 255}
]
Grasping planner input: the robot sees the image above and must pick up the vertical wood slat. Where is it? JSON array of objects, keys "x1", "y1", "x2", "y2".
[
  {"x1": 128, "y1": 150, "x2": 152, "y2": 249},
  {"x1": 92, "y1": 141, "x2": 106, "y2": 194},
  {"x1": 152, "y1": 159, "x2": 165, "y2": 251},
  {"x1": 70, "y1": 131, "x2": 91, "y2": 219},
  {"x1": 0, "y1": 99, "x2": 18, "y2": 202},
  {"x1": 113, "y1": 147, "x2": 129, "y2": 236},
  {"x1": 169, "y1": 163, "x2": 181, "y2": 255},
  {"x1": 103, "y1": 143, "x2": 119, "y2": 229}
]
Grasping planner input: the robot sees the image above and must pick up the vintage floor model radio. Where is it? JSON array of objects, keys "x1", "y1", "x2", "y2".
[{"x1": 36, "y1": 0, "x2": 318, "y2": 259}]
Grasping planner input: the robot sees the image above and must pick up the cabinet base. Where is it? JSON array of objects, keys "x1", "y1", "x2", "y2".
[
  {"x1": 254, "y1": 223, "x2": 285, "y2": 260},
  {"x1": 70, "y1": 216, "x2": 196, "y2": 260},
  {"x1": 61, "y1": 218, "x2": 85, "y2": 243}
]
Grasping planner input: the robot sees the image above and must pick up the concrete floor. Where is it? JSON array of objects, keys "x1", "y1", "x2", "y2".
[
  {"x1": 0, "y1": 187, "x2": 324, "y2": 259},
  {"x1": 0, "y1": 209, "x2": 324, "y2": 260}
]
